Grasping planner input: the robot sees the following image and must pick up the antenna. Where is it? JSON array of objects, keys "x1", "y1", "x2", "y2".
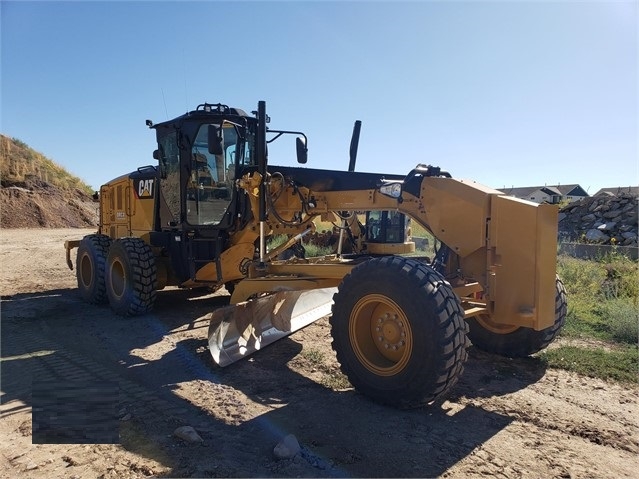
[
  {"x1": 182, "y1": 48, "x2": 189, "y2": 111},
  {"x1": 161, "y1": 88, "x2": 169, "y2": 119}
]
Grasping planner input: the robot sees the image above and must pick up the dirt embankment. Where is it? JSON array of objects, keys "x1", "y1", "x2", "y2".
[
  {"x1": 1, "y1": 134, "x2": 98, "y2": 229},
  {"x1": 1, "y1": 229, "x2": 638, "y2": 479},
  {"x1": 0, "y1": 177, "x2": 98, "y2": 229}
]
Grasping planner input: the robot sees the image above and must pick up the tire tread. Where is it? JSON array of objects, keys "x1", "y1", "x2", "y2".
[
  {"x1": 106, "y1": 238, "x2": 157, "y2": 316},
  {"x1": 76, "y1": 234, "x2": 111, "y2": 304},
  {"x1": 467, "y1": 277, "x2": 567, "y2": 357},
  {"x1": 331, "y1": 256, "x2": 469, "y2": 408}
]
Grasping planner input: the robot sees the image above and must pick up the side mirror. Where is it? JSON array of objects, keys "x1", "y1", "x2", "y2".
[
  {"x1": 154, "y1": 149, "x2": 167, "y2": 179},
  {"x1": 208, "y1": 125, "x2": 224, "y2": 155},
  {"x1": 296, "y1": 137, "x2": 308, "y2": 164}
]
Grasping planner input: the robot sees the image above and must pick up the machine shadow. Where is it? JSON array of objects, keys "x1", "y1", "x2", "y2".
[
  {"x1": 448, "y1": 346, "x2": 548, "y2": 401},
  {"x1": 1, "y1": 287, "x2": 543, "y2": 477},
  {"x1": 171, "y1": 333, "x2": 518, "y2": 478},
  {"x1": 158, "y1": 331, "x2": 548, "y2": 477}
]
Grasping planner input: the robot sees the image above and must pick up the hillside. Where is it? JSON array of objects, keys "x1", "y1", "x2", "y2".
[{"x1": 0, "y1": 135, "x2": 98, "y2": 228}]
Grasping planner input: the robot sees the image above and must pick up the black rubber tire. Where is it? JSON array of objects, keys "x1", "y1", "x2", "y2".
[
  {"x1": 466, "y1": 276, "x2": 568, "y2": 357},
  {"x1": 105, "y1": 238, "x2": 157, "y2": 316},
  {"x1": 330, "y1": 256, "x2": 469, "y2": 408},
  {"x1": 76, "y1": 234, "x2": 111, "y2": 304}
]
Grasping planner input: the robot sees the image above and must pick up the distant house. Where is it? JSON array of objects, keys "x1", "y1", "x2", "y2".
[
  {"x1": 499, "y1": 184, "x2": 588, "y2": 204},
  {"x1": 593, "y1": 186, "x2": 639, "y2": 197}
]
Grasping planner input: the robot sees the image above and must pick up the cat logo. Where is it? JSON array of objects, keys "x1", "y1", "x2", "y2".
[{"x1": 136, "y1": 179, "x2": 154, "y2": 199}]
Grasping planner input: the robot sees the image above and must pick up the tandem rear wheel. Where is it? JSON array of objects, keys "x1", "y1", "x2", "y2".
[
  {"x1": 76, "y1": 234, "x2": 111, "y2": 304},
  {"x1": 466, "y1": 276, "x2": 568, "y2": 357},
  {"x1": 105, "y1": 237, "x2": 158, "y2": 316}
]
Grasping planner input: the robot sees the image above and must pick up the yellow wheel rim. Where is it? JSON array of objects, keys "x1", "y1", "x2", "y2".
[
  {"x1": 349, "y1": 294, "x2": 413, "y2": 376},
  {"x1": 474, "y1": 314, "x2": 519, "y2": 334}
]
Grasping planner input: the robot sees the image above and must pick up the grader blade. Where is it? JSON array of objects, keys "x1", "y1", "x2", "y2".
[{"x1": 208, "y1": 287, "x2": 337, "y2": 367}]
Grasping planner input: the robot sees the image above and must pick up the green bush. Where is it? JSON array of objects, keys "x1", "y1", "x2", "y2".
[
  {"x1": 600, "y1": 255, "x2": 639, "y2": 300},
  {"x1": 304, "y1": 242, "x2": 334, "y2": 257},
  {"x1": 266, "y1": 234, "x2": 288, "y2": 251},
  {"x1": 267, "y1": 234, "x2": 333, "y2": 258},
  {"x1": 557, "y1": 256, "x2": 607, "y2": 296},
  {"x1": 558, "y1": 254, "x2": 639, "y2": 344},
  {"x1": 596, "y1": 298, "x2": 639, "y2": 344}
]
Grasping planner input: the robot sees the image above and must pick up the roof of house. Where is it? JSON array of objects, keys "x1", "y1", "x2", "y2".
[
  {"x1": 499, "y1": 184, "x2": 585, "y2": 198},
  {"x1": 593, "y1": 186, "x2": 639, "y2": 197}
]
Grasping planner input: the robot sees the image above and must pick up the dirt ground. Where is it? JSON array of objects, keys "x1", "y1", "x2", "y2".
[{"x1": 1, "y1": 228, "x2": 638, "y2": 479}]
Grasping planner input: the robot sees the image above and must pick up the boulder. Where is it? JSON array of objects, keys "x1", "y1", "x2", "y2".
[
  {"x1": 585, "y1": 229, "x2": 610, "y2": 244},
  {"x1": 274, "y1": 434, "x2": 301, "y2": 459},
  {"x1": 174, "y1": 426, "x2": 203, "y2": 443}
]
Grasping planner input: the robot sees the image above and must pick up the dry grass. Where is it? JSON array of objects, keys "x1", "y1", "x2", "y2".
[{"x1": 1, "y1": 135, "x2": 94, "y2": 193}]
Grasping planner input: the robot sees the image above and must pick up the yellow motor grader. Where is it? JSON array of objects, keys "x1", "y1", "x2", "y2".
[{"x1": 65, "y1": 101, "x2": 566, "y2": 407}]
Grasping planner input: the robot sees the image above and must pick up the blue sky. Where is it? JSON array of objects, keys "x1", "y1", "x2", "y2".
[{"x1": 2, "y1": 0, "x2": 637, "y2": 194}]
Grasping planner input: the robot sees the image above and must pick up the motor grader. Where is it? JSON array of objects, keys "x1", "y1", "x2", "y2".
[{"x1": 65, "y1": 100, "x2": 566, "y2": 407}]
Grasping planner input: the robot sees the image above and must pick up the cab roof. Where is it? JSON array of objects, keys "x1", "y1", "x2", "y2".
[{"x1": 149, "y1": 103, "x2": 251, "y2": 129}]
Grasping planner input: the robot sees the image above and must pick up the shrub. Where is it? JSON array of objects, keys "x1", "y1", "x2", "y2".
[
  {"x1": 596, "y1": 298, "x2": 639, "y2": 344},
  {"x1": 600, "y1": 255, "x2": 639, "y2": 300},
  {"x1": 267, "y1": 234, "x2": 333, "y2": 258},
  {"x1": 558, "y1": 254, "x2": 639, "y2": 344},
  {"x1": 304, "y1": 243, "x2": 334, "y2": 257},
  {"x1": 557, "y1": 256, "x2": 607, "y2": 296}
]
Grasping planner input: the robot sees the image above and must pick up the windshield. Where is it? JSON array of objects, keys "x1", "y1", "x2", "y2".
[
  {"x1": 186, "y1": 122, "x2": 255, "y2": 226},
  {"x1": 192, "y1": 122, "x2": 256, "y2": 174}
]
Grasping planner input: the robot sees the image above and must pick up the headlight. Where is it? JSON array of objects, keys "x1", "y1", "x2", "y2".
[{"x1": 379, "y1": 182, "x2": 402, "y2": 199}]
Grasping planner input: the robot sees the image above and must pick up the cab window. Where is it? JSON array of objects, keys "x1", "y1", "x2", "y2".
[
  {"x1": 186, "y1": 124, "x2": 236, "y2": 226},
  {"x1": 158, "y1": 130, "x2": 180, "y2": 222}
]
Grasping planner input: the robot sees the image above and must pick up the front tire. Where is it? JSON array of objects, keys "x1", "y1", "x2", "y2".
[
  {"x1": 466, "y1": 276, "x2": 567, "y2": 357},
  {"x1": 105, "y1": 238, "x2": 157, "y2": 316},
  {"x1": 330, "y1": 256, "x2": 469, "y2": 408},
  {"x1": 76, "y1": 234, "x2": 111, "y2": 304}
]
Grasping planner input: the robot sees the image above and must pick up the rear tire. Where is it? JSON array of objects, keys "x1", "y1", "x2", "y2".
[
  {"x1": 466, "y1": 276, "x2": 567, "y2": 357},
  {"x1": 76, "y1": 234, "x2": 111, "y2": 304},
  {"x1": 330, "y1": 256, "x2": 469, "y2": 408},
  {"x1": 105, "y1": 238, "x2": 157, "y2": 316}
]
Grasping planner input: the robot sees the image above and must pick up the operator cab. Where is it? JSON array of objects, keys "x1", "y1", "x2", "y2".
[
  {"x1": 150, "y1": 103, "x2": 258, "y2": 232},
  {"x1": 146, "y1": 102, "x2": 308, "y2": 284},
  {"x1": 146, "y1": 103, "x2": 259, "y2": 283}
]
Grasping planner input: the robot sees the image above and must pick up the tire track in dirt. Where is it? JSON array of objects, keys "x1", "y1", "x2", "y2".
[
  {"x1": 3, "y1": 311, "x2": 284, "y2": 478},
  {"x1": 3, "y1": 290, "x2": 343, "y2": 477},
  {"x1": 3, "y1": 320, "x2": 194, "y2": 425},
  {"x1": 529, "y1": 373, "x2": 639, "y2": 432},
  {"x1": 459, "y1": 381, "x2": 639, "y2": 453}
]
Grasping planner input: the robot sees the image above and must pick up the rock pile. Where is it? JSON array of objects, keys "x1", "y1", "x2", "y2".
[{"x1": 558, "y1": 193, "x2": 638, "y2": 246}]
